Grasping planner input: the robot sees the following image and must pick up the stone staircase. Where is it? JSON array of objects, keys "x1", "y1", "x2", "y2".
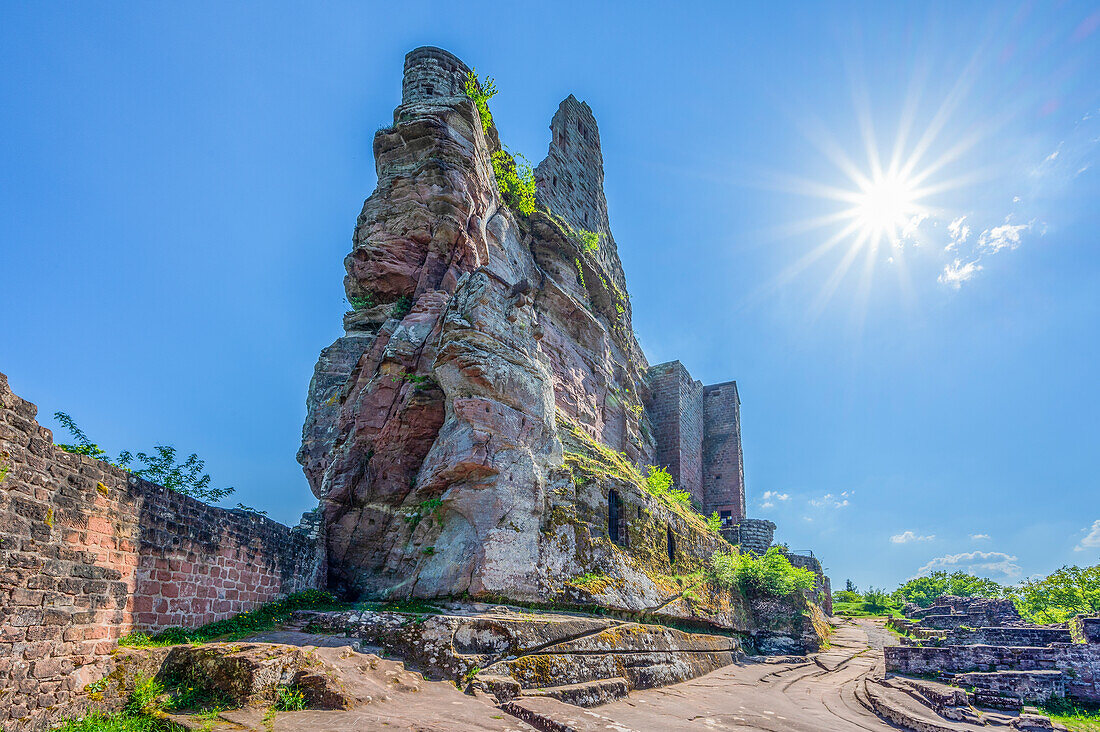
[{"x1": 296, "y1": 605, "x2": 745, "y2": 707}]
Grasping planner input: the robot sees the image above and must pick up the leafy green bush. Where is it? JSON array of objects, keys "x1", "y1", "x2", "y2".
[
  {"x1": 862, "y1": 587, "x2": 894, "y2": 612},
  {"x1": 893, "y1": 570, "x2": 1004, "y2": 608},
  {"x1": 642, "y1": 465, "x2": 694, "y2": 510},
  {"x1": 463, "y1": 69, "x2": 497, "y2": 134},
  {"x1": 832, "y1": 589, "x2": 861, "y2": 603},
  {"x1": 119, "y1": 590, "x2": 342, "y2": 647},
  {"x1": 578, "y1": 229, "x2": 599, "y2": 253},
  {"x1": 491, "y1": 151, "x2": 537, "y2": 216},
  {"x1": 710, "y1": 547, "x2": 817, "y2": 597},
  {"x1": 706, "y1": 511, "x2": 723, "y2": 533}
]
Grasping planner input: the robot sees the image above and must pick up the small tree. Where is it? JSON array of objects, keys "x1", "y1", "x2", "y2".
[{"x1": 54, "y1": 412, "x2": 234, "y2": 505}]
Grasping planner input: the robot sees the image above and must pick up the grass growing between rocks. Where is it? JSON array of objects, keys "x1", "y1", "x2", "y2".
[
  {"x1": 118, "y1": 590, "x2": 345, "y2": 648},
  {"x1": 51, "y1": 714, "x2": 183, "y2": 732},
  {"x1": 1038, "y1": 699, "x2": 1100, "y2": 731},
  {"x1": 54, "y1": 677, "x2": 183, "y2": 732}
]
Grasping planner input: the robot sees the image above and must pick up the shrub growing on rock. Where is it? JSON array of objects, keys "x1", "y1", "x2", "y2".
[{"x1": 710, "y1": 547, "x2": 817, "y2": 597}]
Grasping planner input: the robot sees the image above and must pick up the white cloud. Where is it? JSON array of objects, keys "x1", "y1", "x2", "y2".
[
  {"x1": 970, "y1": 533, "x2": 991, "y2": 541},
  {"x1": 891, "y1": 531, "x2": 935, "y2": 544},
  {"x1": 946, "y1": 216, "x2": 970, "y2": 250},
  {"x1": 1074, "y1": 520, "x2": 1100, "y2": 552},
  {"x1": 978, "y1": 221, "x2": 1029, "y2": 253},
  {"x1": 1013, "y1": 196, "x2": 1021, "y2": 203},
  {"x1": 1045, "y1": 149, "x2": 1060, "y2": 162},
  {"x1": 809, "y1": 492, "x2": 850, "y2": 509},
  {"x1": 939, "y1": 258, "x2": 983, "y2": 288},
  {"x1": 762, "y1": 491, "x2": 789, "y2": 502},
  {"x1": 917, "y1": 551, "x2": 1022, "y2": 580}
]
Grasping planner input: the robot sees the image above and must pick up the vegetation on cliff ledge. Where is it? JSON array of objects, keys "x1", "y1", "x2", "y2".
[
  {"x1": 463, "y1": 69, "x2": 497, "y2": 134},
  {"x1": 491, "y1": 150, "x2": 537, "y2": 215},
  {"x1": 710, "y1": 546, "x2": 817, "y2": 598}
]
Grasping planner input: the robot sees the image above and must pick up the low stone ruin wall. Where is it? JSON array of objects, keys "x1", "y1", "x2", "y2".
[
  {"x1": 933, "y1": 626, "x2": 1072, "y2": 647},
  {"x1": 903, "y1": 596, "x2": 1020, "y2": 625},
  {"x1": 885, "y1": 643, "x2": 1100, "y2": 703},
  {"x1": 955, "y1": 670, "x2": 1065, "y2": 709},
  {"x1": 0, "y1": 372, "x2": 326, "y2": 731},
  {"x1": 1071, "y1": 615, "x2": 1100, "y2": 644},
  {"x1": 785, "y1": 552, "x2": 832, "y2": 616}
]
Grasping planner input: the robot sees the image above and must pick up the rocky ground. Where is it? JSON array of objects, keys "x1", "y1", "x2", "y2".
[
  {"x1": 80, "y1": 612, "x2": 1073, "y2": 732},
  {"x1": 142, "y1": 616, "x2": 1062, "y2": 731}
]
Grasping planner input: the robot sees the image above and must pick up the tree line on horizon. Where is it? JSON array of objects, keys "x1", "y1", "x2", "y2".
[{"x1": 834, "y1": 567, "x2": 1100, "y2": 624}]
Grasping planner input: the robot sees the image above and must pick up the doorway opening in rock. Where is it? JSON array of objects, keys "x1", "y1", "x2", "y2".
[
  {"x1": 608, "y1": 489, "x2": 622, "y2": 545},
  {"x1": 667, "y1": 525, "x2": 676, "y2": 564}
]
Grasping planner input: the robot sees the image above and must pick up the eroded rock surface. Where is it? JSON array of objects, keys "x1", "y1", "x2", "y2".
[{"x1": 297, "y1": 46, "x2": 822, "y2": 647}]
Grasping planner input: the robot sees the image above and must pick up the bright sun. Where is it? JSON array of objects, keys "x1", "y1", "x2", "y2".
[{"x1": 853, "y1": 171, "x2": 920, "y2": 243}]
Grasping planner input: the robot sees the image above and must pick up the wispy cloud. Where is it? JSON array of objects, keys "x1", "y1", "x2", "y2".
[
  {"x1": 970, "y1": 533, "x2": 991, "y2": 541},
  {"x1": 809, "y1": 491, "x2": 851, "y2": 509},
  {"x1": 917, "y1": 551, "x2": 1022, "y2": 580},
  {"x1": 891, "y1": 531, "x2": 935, "y2": 544},
  {"x1": 978, "y1": 220, "x2": 1029, "y2": 254},
  {"x1": 938, "y1": 258, "x2": 982, "y2": 289},
  {"x1": 1075, "y1": 520, "x2": 1100, "y2": 552},
  {"x1": 946, "y1": 216, "x2": 970, "y2": 251}
]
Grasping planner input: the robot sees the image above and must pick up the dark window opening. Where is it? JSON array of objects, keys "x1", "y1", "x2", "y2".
[
  {"x1": 424, "y1": 85, "x2": 434, "y2": 95},
  {"x1": 637, "y1": 505, "x2": 643, "y2": 519},
  {"x1": 667, "y1": 526, "x2": 676, "y2": 564},
  {"x1": 608, "y1": 490, "x2": 623, "y2": 545}
]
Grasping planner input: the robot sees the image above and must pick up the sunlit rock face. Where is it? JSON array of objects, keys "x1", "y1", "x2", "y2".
[{"x1": 298, "y1": 47, "x2": 814, "y2": 643}]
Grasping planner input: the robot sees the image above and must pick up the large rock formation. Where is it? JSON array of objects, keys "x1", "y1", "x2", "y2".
[{"x1": 298, "y1": 47, "x2": 822, "y2": 642}]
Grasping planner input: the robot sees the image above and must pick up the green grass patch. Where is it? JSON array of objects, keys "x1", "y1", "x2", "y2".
[
  {"x1": 831, "y1": 600, "x2": 902, "y2": 618},
  {"x1": 119, "y1": 590, "x2": 345, "y2": 648},
  {"x1": 1039, "y1": 699, "x2": 1100, "y2": 731},
  {"x1": 51, "y1": 713, "x2": 182, "y2": 732}
]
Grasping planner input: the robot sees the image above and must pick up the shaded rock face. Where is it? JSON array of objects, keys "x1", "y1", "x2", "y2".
[{"x1": 297, "y1": 46, "x2": 813, "y2": 640}]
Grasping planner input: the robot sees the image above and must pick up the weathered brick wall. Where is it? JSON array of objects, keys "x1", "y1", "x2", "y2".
[
  {"x1": 645, "y1": 361, "x2": 703, "y2": 502},
  {"x1": 701, "y1": 381, "x2": 745, "y2": 522},
  {"x1": 0, "y1": 372, "x2": 325, "y2": 731},
  {"x1": 885, "y1": 644, "x2": 1100, "y2": 703}
]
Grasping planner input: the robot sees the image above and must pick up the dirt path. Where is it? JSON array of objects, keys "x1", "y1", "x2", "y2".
[{"x1": 504, "y1": 617, "x2": 899, "y2": 731}]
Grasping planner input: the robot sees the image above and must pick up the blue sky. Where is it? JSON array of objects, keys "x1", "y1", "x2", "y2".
[{"x1": 2, "y1": 2, "x2": 1098, "y2": 590}]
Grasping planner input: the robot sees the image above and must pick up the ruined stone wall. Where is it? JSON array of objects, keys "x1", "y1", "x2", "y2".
[
  {"x1": 885, "y1": 643, "x2": 1100, "y2": 703},
  {"x1": 702, "y1": 381, "x2": 745, "y2": 522},
  {"x1": 730, "y1": 518, "x2": 775, "y2": 554},
  {"x1": 0, "y1": 373, "x2": 324, "y2": 731},
  {"x1": 785, "y1": 552, "x2": 833, "y2": 616}
]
